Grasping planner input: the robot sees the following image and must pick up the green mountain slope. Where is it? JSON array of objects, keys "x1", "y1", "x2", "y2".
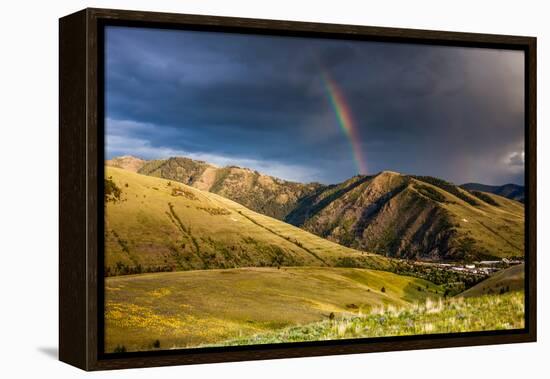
[
  {"x1": 105, "y1": 266, "x2": 443, "y2": 351},
  {"x1": 104, "y1": 167, "x2": 389, "y2": 276},
  {"x1": 460, "y1": 264, "x2": 524, "y2": 297},
  {"x1": 137, "y1": 157, "x2": 323, "y2": 220},
  {"x1": 287, "y1": 171, "x2": 524, "y2": 262}
]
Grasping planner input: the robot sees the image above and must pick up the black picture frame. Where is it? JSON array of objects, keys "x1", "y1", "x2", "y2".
[{"x1": 59, "y1": 8, "x2": 537, "y2": 371}]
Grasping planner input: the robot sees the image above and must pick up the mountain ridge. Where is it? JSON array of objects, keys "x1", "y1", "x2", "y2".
[
  {"x1": 106, "y1": 155, "x2": 146, "y2": 172},
  {"x1": 289, "y1": 171, "x2": 523, "y2": 261},
  {"x1": 460, "y1": 182, "x2": 524, "y2": 203},
  {"x1": 104, "y1": 166, "x2": 391, "y2": 276},
  {"x1": 137, "y1": 156, "x2": 325, "y2": 220},
  {"x1": 107, "y1": 156, "x2": 524, "y2": 262}
]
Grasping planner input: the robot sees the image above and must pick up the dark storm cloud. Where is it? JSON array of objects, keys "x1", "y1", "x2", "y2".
[{"x1": 105, "y1": 26, "x2": 524, "y2": 185}]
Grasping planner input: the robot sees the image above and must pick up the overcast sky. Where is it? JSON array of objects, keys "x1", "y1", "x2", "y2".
[{"x1": 105, "y1": 26, "x2": 525, "y2": 186}]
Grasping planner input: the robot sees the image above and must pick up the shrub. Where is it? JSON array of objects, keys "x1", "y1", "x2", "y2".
[
  {"x1": 105, "y1": 178, "x2": 122, "y2": 203},
  {"x1": 381, "y1": 287, "x2": 386, "y2": 293},
  {"x1": 197, "y1": 206, "x2": 231, "y2": 216},
  {"x1": 171, "y1": 187, "x2": 198, "y2": 200},
  {"x1": 469, "y1": 190, "x2": 499, "y2": 206},
  {"x1": 415, "y1": 184, "x2": 446, "y2": 203},
  {"x1": 113, "y1": 345, "x2": 127, "y2": 353},
  {"x1": 111, "y1": 230, "x2": 130, "y2": 254},
  {"x1": 153, "y1": 339, "x2": 161, "y2": 349},
  {"x1": 335, "y1": 257, "x2": 363, "y2": 268}
]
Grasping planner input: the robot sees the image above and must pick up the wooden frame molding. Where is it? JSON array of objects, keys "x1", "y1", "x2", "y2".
[{"x1": 59, "y1": 8, "x2": 537, "y2": 371}]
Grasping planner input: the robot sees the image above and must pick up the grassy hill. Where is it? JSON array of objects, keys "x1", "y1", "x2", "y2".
[
  {"x1": 103, "y1": 166, "x2": 524, "y2": 353},
  {"x1": 104, "y1": 166, "x2": 390, "y2": 276},
  {"x1": 215, "y1": 291, "x2": 524, "y2": 347},
  {"x1": 288, "y1": 172, "x2": 524, "y2": 262},
  {"x1": 106, "y1": 155, "x2": 146, "y2": 172},
  {"x1": 460, "y1": 264, "x2": 524, "y2": 297},
  {"x1": 137, "y1": 156, "x2": 323, "y2": 220},
  {"x1": 109, "y1": 156, "x2": 524, "y2": 262},
  {"x1": 105, "y1": 266, "x2": 443, "y2": 352}
]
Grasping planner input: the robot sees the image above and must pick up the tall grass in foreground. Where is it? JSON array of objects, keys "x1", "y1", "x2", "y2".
[{"x1": 212, "y1": 292, "x2": 524, "y2": 346}]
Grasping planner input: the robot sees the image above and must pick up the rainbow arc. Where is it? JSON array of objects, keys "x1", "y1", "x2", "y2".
[{"x1": 321, "y1": 71, "x2": 367, "y2": 175}]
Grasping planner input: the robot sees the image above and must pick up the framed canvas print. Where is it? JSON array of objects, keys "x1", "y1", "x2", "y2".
[{"x1": 59, "y1": 8, "x2": 536, "y2": 371}]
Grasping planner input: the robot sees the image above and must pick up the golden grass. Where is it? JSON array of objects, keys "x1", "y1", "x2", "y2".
[
  {"x1": 410, "y1": 178, "x2": 524, "y2": 259},
  {"x1": 104, "y1": 267, "x2": 443, "y2": 352},
  {"x1": 461, "y1": 263, "x2": 524, "y2": 297},
  {"x1": 216, "y1": 291, "x2": 524, "y2": 346},
  {"x1": 104, "y1": 167, "x2": 390, "y2": 274}
]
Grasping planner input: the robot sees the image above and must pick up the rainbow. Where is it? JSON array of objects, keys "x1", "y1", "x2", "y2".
[{"x1": 321, "y1": 71, "x2": 367, "y2": 175}]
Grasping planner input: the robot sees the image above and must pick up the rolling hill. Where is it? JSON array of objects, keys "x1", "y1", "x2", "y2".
[
  {"x1": 107, "y1": 156, "x2": 525, "y2": 262},
  {"x1": 103, "y1": 166, "x2": 524, "y2": 352},
  {"x1": 106, "y1": 155, "x2": 146, "y2": 173},
  {"x1": 287, "y1": 172, "x2": 524, "y2": 262},
  {"x1": 461, "y1": 183, "x2": 524, "y2": 203},
  {"x1": 460, "y1": 263, "x2": 525, "y2": 297},
  {"x1": 104, "y1": 166, "x2": 390, "y2": 276},
  {"x1": 137, "y1": 156, "x2": 323, "y2": 220},
  {"x1": 216, "y1": 291, "x2": 524, "y2": 347},
  {"x1": 105, "y1": 266, "x2": 443, "y2": 352}
]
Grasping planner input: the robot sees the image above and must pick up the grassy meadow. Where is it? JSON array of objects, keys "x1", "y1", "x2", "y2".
[
  {"x1": 461, "y1": 263, "x2": 525, "y2": 297},
  {"x1": 105, "y1": 267, "x2": 442, "y2": 352},
  {"x1": 216, "y1": 291, "x2": 524, "y2": 346},
  {"x1": 104, "y1": 166, "x2": 525, "y2": 353}
]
